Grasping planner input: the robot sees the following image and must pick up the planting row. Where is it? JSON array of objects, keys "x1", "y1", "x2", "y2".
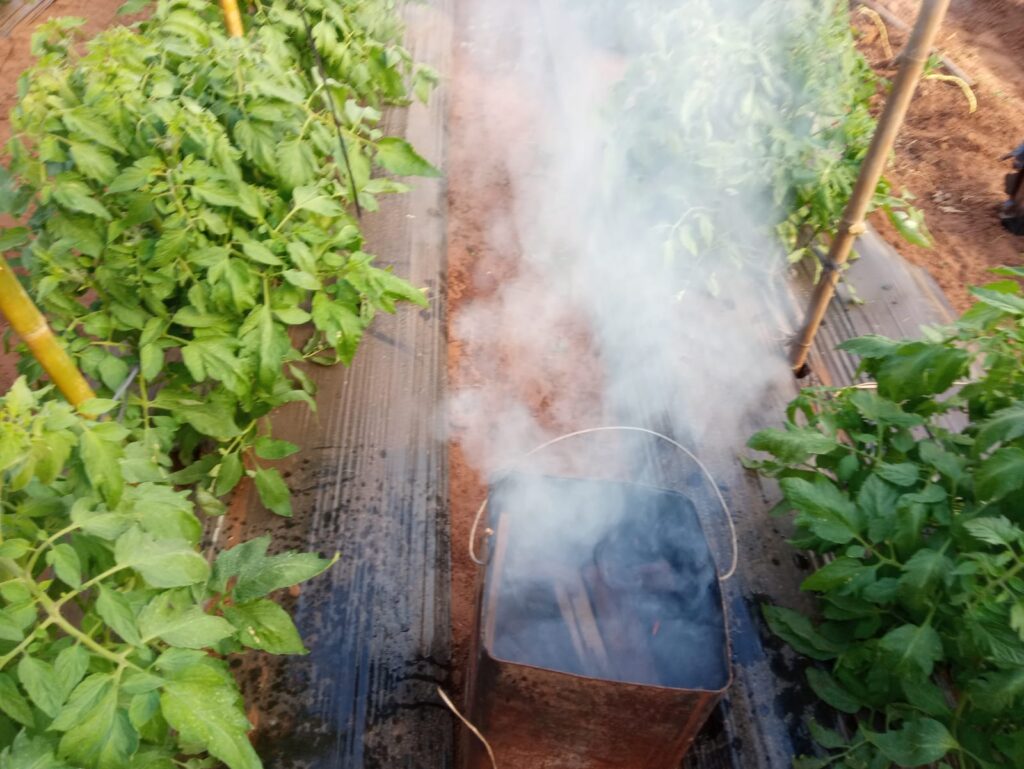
[
  {"x1": 749, "y1": 271, "x2": 1024, "y2": 769},
  {"x1": 0, "y1": 0, "x2": 437, "y2": 767}
]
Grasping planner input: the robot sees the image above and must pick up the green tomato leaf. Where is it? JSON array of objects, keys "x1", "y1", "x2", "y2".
[
  {"x1": 224, "y1": 599, "x2": 307, "y2": 654},
  {"x1": 863, "y1": 718, "x2": 957, "y2": 767},
  {"x1": 878, "y1": 622, "x2": 943, "y2": 679},
  {"x1": 762, "y1": 605, "x2": 844, "y2": 661},
  {"x1": 0, "y1": 227, "x2": 30, "y2": 252},
  {"x1": 253, "y1": 437, "x2": 299, "y2": 460},
  {"x1": 18, "y1": 655, "x2": 62, "y2": 720},
  {"x1": 138, "y1": 591, "x2": 235, "y2": 648},
  {"x1": 114, "y1": 527, "x2": 209, "y2": 588},
  {"x1": 0, "y1": 671, "x2": 35, "y2": 727},
  {"x1": 805, "y1": 667, "x2": 861, "y2": 714},
  {"x1": 747, "y1": 427, "x2": 838, "y2": 464},
  {"x1": 157, "y1": 651, "x2": 259, "y2": 769},
  {"x1": 212, "y1": 536, "x2": 333, "y2": 602},
  {"x1": 976, "y1": 447, "x2": 1024, "y2": 502},
  {"x1": 375, "y1": 138, "x2": 441, "y2": 177},
  {"x1": 68, "y1": 142, "x2": 117, "y2": 184},
  {"x1": 56, "y1": 677, "x2": 138, "y2": 769},
  {"x1": 253, "y1": 468, "x2": 292, "y2": 517},
  {"x1": 780, "y1": 477, "x2": 862, "y2": 544},
  {"x1": 97, "y1": 585, "x2": 143, "y2": 646},
  {"x1": 214, "y1": 453, "x2": 244, "y2": 497},
  {"x1": 46, "y1": 543, "x2": 82, "y2": 589}
]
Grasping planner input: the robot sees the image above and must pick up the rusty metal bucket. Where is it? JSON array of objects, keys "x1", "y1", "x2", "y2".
[{"x1": 462, "y1": 428, "x2": 734, "y2": 769}]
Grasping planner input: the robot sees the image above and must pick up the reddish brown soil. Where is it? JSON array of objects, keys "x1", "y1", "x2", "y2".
[
  {"x1": 857, "y1": 0, "x2": 1024, "y2": 311},
  {"x1": 444, "y1": 0, "x2": 608, "y2": 735},
  {"x1": 0, "y1": 0, "x2": 131, "y2": 392}
]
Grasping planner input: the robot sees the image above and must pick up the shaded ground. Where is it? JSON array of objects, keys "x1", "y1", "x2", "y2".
[{"x1": 857, "y1": 0, "x2": 1024, "y2": 311}]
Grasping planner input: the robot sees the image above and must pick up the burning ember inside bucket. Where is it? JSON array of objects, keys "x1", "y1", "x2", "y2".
[{"x1": 464, "y1": 472, "x2": 731, "y2": 768}]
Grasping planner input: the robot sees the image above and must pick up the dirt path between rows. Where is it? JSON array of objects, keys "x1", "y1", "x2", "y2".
[{"x1": 858, "y1": 0, "x2": 1024, "y2": 311}]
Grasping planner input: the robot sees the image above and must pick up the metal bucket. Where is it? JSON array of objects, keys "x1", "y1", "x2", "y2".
[{"x1": 462, "y1": 433, "x2": 733, "y2": 768}]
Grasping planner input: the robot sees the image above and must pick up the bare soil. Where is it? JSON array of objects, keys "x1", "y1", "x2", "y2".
[{"x1": 857, "y1": 0, "x2": 1024, "y2": 311}]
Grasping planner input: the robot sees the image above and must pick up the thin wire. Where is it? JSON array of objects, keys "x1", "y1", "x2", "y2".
[
  {"x1": 468, "y1": 425, "x2": 739, "y2": 581},
  {"x1": 437, "y1": 686, "x2": 498, "y2": 769}
]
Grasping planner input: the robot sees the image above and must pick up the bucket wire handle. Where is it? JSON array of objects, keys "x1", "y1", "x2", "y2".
[{"x1": 468, "y1": 425, "x2": 738, "y2": 581}]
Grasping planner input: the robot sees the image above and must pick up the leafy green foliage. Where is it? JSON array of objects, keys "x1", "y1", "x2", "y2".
[
  {"x1": 0, "y1": 381, "x2": 334, "y2": 769},
  {"x1": 580, "y1": 0, "x2": 927, "y2": 290},
  {"x1": 1, "y1": 0, "x2": 435, "y2": 516},
  {"x1": 748, "y1": 277, "x2": 1024, "y2": 768}
]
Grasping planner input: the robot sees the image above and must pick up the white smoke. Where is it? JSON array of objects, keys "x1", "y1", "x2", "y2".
[{"x1": 447, "y1": 0, "x2": 833, "y2": 479}]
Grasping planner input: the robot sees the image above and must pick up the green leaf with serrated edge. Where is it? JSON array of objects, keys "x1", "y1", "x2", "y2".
[
  {"x1": 214, "y1": 453, "x2": 244, "y2": 497},
  {"x1": 80, "y1": 425, "x2": 124, "y2": 507},
  {"x1": 253, "y1": 467, "x2": 292, "y2": 517},
  {"x1": 17, "y1": 655, "x2": 62, "y2": 720},
  {"x1": 747, "y1": 427, "x2": 838, "y2": 463},
  {"x1": 878, "y1": 622, "x2": 943, "y2": 679},
  {"x1": 0, "y1": 227, "x2": 30, "y2": 252},
  {"x1": 54, "y1": 646, "x2": 89, "y2": 703},
  {"x1": 780, "y1": 477, "x2": 861, "y2": 545},
  {"x1": 114, "y1": 527, "x2": 209, "y2": 588},
  {"x1": 224, "y1": 599, "x2": 306, "y2": 654},
  {"x1": 964, "y1": 516, "x2": 1022, "y2": 548},
  {"x1": 240, "y1": 240, "x2": 282, "y2": 266},
  {"x1": 274, "y1": 307, "x2": 311, "y2": 325},
  {"x1": 970, "y1": 286, "x2": 1024, "y2": 315},
  {"x1": 0, "y1": 671, "x2": 35, "y2": 727},
  {"x1": 68, "y1": 142, "x2": 117, "y2": 184},
  {"x1": 875, "y1": 343, "x2": 969, "y2": 402},
  {"x1": 57, "y1": 680, "x2": 138, "y2": 769},
  {"x1": 1, "y1": 732, "x2": 71, "y2": 769},
  {"x1": 805, "y1": 667, "x2": 861, "y2": 714},
  {"x1": 46, "y1": 543, "x2": 82, "y2": 589},
  {"x1": 976, "y1": 447, "x2": 1024, "y2": 502},
  {"x1": 762, "y1": 605, "x2": 844, "y2": 661},
  {"x1": 900, "y1": 548, "x2": 952, "y2": 593},
  {"x1": 863, "y1": 718, "x2": 957, "y2": 767},
  {"x1": 969, "y1": 669, "x2": 1024, "y2": 712},
  {"x1": 848, "y1": 390, "x2": 923, "y2": 427},
  {"x1": 157, "y1": 650, "x2": 260, "y2": 769},
  {"x1": 875, "y1": 462, "x2": 919, "y2": 487},
  {"x1": 196, "y1": 488, "x2": 227, "y2": 516},
  {"x1": 901, "y1": 678, "x2": 952, "y2": 718},
  {"x1": 801, "y1": 557, "x2": 873, "y2": 593},
  {"x1": 292, "y1": 185, "x2": 343, "y2": 217},
  {"x1": 212, "y1": 536, "x2": 332, "y2": 602},
  {"x1": 138, "y1": 591, "x2": 235, "y2": 648},
  {"x1": 97, "y1": 585, "x2": 143, "y2": 646},
  {"x1": 808, "y1": 719, "x2": 847, "y2": 749},
  {"x1": 375, "y1": 138, "x2": 440, "y2": 177},
  {"x1": 253, "y1": 437, "x2": 299, "y2": 460},
  {"x1": 975, "y1": 404, "x2": 1024, "y2": 453},
  {"x1": 129, "y1": 690, "x2": 161, "y2": 731}
]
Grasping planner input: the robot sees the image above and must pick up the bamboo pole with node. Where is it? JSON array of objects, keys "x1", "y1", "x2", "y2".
[
  {"x1": 219, "y1": 0, "x2": 244, "y2": 38},
  {"x1": 790, "y1": 0, "x2": 952, "y2": 375},
  {"x1": 0, "y1": 256, "x2": 95, "y2": 406}
]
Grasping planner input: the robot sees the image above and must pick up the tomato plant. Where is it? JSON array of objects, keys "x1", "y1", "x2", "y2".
[
  {"x1": 584, "y1": 0, "x2": 928, "y2": 288},
  {"x1": 0, "y1": 0, "x2": 437, "y2": 516},
  {"x1": 0, "y1": 379, "x2": 334, "y2": 769},
  {"x1": 747, "y1": 269, "x2": 1024, "y2": 768}
]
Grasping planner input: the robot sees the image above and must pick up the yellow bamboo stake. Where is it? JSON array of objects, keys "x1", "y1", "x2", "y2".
[
  {"x1": 0, "y1": 256, "x2": 95, "y2": 406},
  {"x1": 790, "y1": 0, "x2": 952, "y2": 374},
  {"x1": 220, "y1": 0, "x2": 244, "y2": 38}
]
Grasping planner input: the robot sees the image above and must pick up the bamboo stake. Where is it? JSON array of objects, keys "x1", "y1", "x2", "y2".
[
  {"x1": 790, "y1": 0, "x2": 952, "y2": 374},
  {"x1": 0, "y1": 256, "x2": 94, "y2": 406},
  {"x1": 219, "y1": 0, "x2": 244, "y2": 38}
]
